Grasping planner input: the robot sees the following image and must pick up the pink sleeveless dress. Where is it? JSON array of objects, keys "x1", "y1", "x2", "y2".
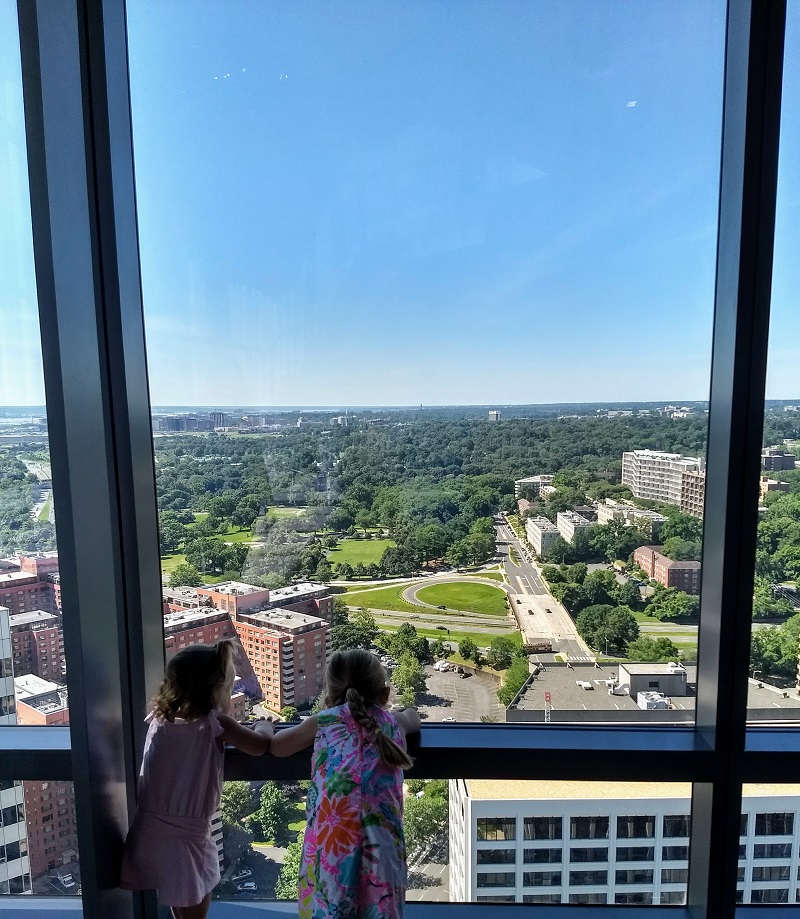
[{"x1": 120, "y1": 710, "x2": 224, "y2": 907}]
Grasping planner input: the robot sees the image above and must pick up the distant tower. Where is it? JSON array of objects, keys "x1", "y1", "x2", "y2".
[{"x1": 488, "y1": 410, "x2": 501, "y2": 422}]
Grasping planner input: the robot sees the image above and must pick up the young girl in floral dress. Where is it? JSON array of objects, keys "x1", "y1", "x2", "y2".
[{"x1": 270, "y1": 649, "x2": 421, "y2": 919}]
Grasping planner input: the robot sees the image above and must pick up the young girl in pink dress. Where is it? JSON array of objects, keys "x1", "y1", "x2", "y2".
[
  {"x1": 120, "y1": 640, "x2": 273, "y2": 919},
  {"x1": 271, "y1": 649, "x2": 421, "y2": 919}
]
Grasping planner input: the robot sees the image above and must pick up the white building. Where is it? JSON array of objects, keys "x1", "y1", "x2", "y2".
[
  {"x1": 514, "y1": 475, "x2": 555, "y2": 498},
  {"x1": 525, "y1": 517, "x2": 561, "y2": 556},
  {"x1": 556, "y1": 511, "x2": 596, "y2": 545},
  {"x1": 0, "y1": 605, "x2": 33, "y2": 895},
  {"x1": 595, "y1": 499, "x2": 667, "y2": 538},
  {"x1": 450, "y1": 778, "x2": 800, "y2": 905},
  {"x1": 621, "y1": 450, "x2": 705, "y2": 507}
]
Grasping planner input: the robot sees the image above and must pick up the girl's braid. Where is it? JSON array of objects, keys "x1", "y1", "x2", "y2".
[{"x1": 345, "y1": 687, "x2": 380, "y2": 740}]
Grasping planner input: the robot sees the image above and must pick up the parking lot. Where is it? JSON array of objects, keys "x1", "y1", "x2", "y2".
[{"x1": 418, "y1": 664, "x2": 505, "y2": 723}]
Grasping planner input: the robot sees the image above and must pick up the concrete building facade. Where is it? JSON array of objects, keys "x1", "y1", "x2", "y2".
[
  {"x1": 595, "y1": 500, "x2": 667, "y2": 539},
  {"x1": 450, "y1": 779, "x2": 800, "y2": 905},
  {"x1": 622, "y1": 450, "x2": 705, "y2": 511},
  {"x1": 514, "y1": 475, "x2": 555, "y2": 498},
  {"x1": 525, "y1": 517, "x2": 561, "y2": 557},
  {"x1": 762, "y1": 449, "x2": 796, "y2": 472},
  {"x1": 556, "y1": 512, "x2": 596, "y2": 546}
]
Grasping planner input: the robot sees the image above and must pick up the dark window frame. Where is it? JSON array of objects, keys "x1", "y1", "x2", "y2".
[{"x1": 0, "y1": 2, "x2": 792, "y2": 919}]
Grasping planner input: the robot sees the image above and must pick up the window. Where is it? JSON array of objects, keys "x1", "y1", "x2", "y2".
[
  {"x1": 523, "y1": 871, "x2": 561, "y2": 887},
  {"x1": 755, "y1": 813, "x2": 794, "y2": 836},
  {"x1": 616, "y1": 846, "x2": 654, "y2": 862},
  {"x1": 476, "y1": 895, "x2": 514, "y2": 903},
  {"x1": 569, "y1": 870, "x2": 607, "y2": 886},
  {"x1": 616, "y1": 815, "x2": 656, "y2": 839},
  {"x1": 752, "y1": 866, "x2": 790, "y2": 882},
  {"x1": 523, "y1": 894, "x2": 561, "y2": 904},
  {"x1": 476, "y1": 849, "x2": 515, "y2": 865},
  {"x1": 615, "y1": 869, "x2": 653, "y2": 885},
  {"x1": 750, "y1": 888, "x2": 789, "y2": 904},
  {"x1": 476, "y1": 872, "x2": 516, "y2": 889},
  {"x1": 476, "y1": 818, "x2": 516, "y2": 842},
  {"x1": 570, "y1": 817, "x2": 609, "y2": 840},
  {"x1": 661, "y1": 891, "x2": 686, "y2": 905},
  {"x1": 662, "y1": 815, "x2": 691, "y2": 837},
  {"x1": 569, "y1": 847, "x2": 608, "y2": 863},
  {"x1": 524, "y1": 817, "x2": 562, "y2": 841},
  {"x1": 616, "y1": 892, "x2": 653, "y2": 905},
  {"x1": 524, "y1": 848, "x2": 562, "y2": 864},
  {"x1": 569, "y1": 893, "x2": 607, "y2": 904},
  {"x1": 754, "y1": 843, "x2": 793, "y2": 859},
  {"x1": 661, "y1": 868, "x2": 689, "y2": 884}
]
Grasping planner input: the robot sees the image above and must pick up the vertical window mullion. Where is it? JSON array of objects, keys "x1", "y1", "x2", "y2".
[{"x1": 690, "y1": 1, "x2": 787, "y2": 917}]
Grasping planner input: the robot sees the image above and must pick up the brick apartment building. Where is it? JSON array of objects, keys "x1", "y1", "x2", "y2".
[
  {"x1": 633, "y1": 547, "x2": 702, "y2": 595},
  {"x1": 162, "y1": 581, "x2": 332, "y2": 711},
  {"x1": 15, "y1": 676, "x2": 78, "y2": 878},
  {"x1": 8, "y1": 610, "x2": 64, "y2": 682},
  {"x1": 18, "y1": 552, "x2": 60, "y2": 579},
  {"x1": 0, "y1": 570, "x2": 57, "y2": 617}
]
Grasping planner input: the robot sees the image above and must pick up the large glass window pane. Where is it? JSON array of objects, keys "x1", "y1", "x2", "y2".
[
  {"x1": 748, "y1": 2, "x2": 800, "y2": 727},
  {"x1": 0, "y1": 0, "x2": 69, "y2": 734},
  {"x1": 126, "y1": 0, "x2": 724, "y2": 734},
  {"x1": 739, "y1": 785, "x2": 800, "y2": 906}
]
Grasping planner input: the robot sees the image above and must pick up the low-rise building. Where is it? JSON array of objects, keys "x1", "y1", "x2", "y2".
[
  {"x1": 0, "y1": 570, "x2": 57, "y2": 617},
  {"x1": 633, "y1": 547, "x2": 702, "y2": 595},
  {"x1": 761, "y1": 478, "x2": 791, "y2": 499},
  {"x1": 762, "y1": 449, "x2": 796, "y2": 472},
  {"x1": 514, "y1": 475, "x2": 555, "y2": 499},
  {"x1": 595, "y1": 500, "x2": 667, "y2": 539},
  {"x1": 525, "y1": 517, "x2": 561, "y2": 557},
  {"x1": 556, "y1": 512, "x2": 596, "y2": 546},
  {"x1": 517, "y1": 499, "x2": 533, "y2": 517}
]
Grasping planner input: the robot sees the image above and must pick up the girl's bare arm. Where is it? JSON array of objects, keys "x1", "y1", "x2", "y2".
[
  {"x1": 394, "y1": 707, "x2": 421, "y2": 736},
  {"x1": 269, "y1": 715, "x2": 319, "y2": 757},
  {"x1": 217, "y1": 713, "x2": 273, "y2": 755}
]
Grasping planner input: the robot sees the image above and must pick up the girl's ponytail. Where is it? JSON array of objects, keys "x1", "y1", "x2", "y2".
[{"x1": 346, "y1": 686, "x2": 414, "y2": 770}]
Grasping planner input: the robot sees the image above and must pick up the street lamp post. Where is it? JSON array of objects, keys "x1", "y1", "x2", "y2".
[{"x1": 605, "y1": 638, "x2": 609, "y2": 657}]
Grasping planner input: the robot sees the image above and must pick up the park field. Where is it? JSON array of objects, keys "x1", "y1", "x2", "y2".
[
  {"x1": 380, "y1": 621, "x2": 522, "y2": 650},
  {"x1": 343, "y1": 583, "x2": 421, "y2": 614},
  {"x1": 267, "y1": 506, "x2": 307, "y2": 519},
  {"x1": 415, "y1": 582, "x2": 507, "y2": 616},
  {"x1": 328, "y1": 538, "x2": 395, "y2": 567}
]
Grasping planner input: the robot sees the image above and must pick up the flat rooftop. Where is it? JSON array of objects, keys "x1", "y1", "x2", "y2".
[
  {"x1": 511, "y1": 662, "x2": 800, "y2": 716},
  {"x1": 163, "y1": 608, "x2": 230, "y2": 629},
  {"x1": 240, "y1": 607, "x2": 327, "y2": 631},
  {"x1": 465, "y1": 780, "x2": 800, "y2": 802},
  {"x1": 201, "y1": 581, "x2": 268, "y2": 596},
  {"x1": 9, "y1": 609, "x2": 58, "y2": 628},
  {"x1": 0, "y1": 570, "x2": 37, "y2": 586},
  {"x1": 267, "y1": 582, "x2": 326, "y2": 601},
  {"x1": 14, "y1": 674, "x2": 61, "y2": 699}
]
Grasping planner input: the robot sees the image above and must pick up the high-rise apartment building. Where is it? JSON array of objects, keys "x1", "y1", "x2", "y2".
[
  {"x1": 450, "y1": 779, "x2": 800, "y2": 906},
  {"x1": 621, "y1": 451, "x2": 705, "y2": 513},
  {"x1": 8, "y1": 610, "x2": 64, "y2": 681},
  {"x1": 0, "y1": 607, "x2": 32, "y2": 896},
  {"x1": 14, "y1": 676, "x2": 78, "y2": 878}
]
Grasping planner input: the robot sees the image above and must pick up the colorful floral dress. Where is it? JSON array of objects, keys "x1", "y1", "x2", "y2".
[{"x1": 299, "y1": 704, "x2": 406, "y2": 919}]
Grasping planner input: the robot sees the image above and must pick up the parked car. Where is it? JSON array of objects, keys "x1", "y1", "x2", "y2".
[
  {"x1": 442, "y1": 716, "x2": 456, "y2": 723},
  {"x1": 459, "y1": 671, "x2": 470, "y2": 679},
  {"x1": 437, "y1": 604, "x2": 447, "y2": 609},
  {"x1": 236, "y1": 881, "x2": 257, "y2": 892},
  {"x1": 231, "y1": 869, "x2": 252, "y2": 883}
]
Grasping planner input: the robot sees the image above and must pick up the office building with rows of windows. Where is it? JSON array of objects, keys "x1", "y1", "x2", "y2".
[{"x1": 450, "y1": 780, "x2": 800, "y2": 906}]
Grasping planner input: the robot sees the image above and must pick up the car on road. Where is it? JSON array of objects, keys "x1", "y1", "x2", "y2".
[
  {"x1": 442, "y1": 717, "x2": 456, "y2": 722},
  {"x1": 231, "y1": 869, "x2": 252, "y2": 883},
  {"x1": 545, "y1": 607, "x2": 553, "y2": 614},
  {"x1": 459, "y1": 671, "x2": 471, "y2": 679},
  {"x1": 436, "y1": 604, "x2": 447, "y2": 609},
  {"x1": 236, "y1": 882, "x2": 257, "y2": 892}
]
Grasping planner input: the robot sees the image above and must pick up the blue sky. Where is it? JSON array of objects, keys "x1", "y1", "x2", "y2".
[{"x1": 1, "y1": 1, "x2": 798, "y2": 406}]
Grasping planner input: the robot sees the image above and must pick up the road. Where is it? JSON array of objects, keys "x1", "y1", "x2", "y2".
[{"x1": 496, "y1": 515, "x2": 594, "y2": 661}]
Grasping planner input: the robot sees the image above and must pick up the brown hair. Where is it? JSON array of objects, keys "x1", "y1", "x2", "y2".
[
  {"x1": 324, "y1": 649, "x2": 413, "y2": 770},
  {"x1": 152, "y1": 640, "x2": 235, "y2": 721}
]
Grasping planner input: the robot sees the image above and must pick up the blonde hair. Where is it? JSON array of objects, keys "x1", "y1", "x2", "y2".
[
  {"x1": 324, "y1": 649, "x2": 413, "y2": 770},
  {"x1": 152, "y1": 640, "x2": 235, "y2": 721}
]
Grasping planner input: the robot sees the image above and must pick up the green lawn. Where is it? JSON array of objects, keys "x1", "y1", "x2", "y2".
[
  {"x1": 343, "y1": 585, "x2": 421, "y2": 615},
  {"x1": 380, "y1": 622, "x2": 522, "y2": 649},
  {"x1": 160, "y1": 552, "x2": 187, "y2": 574},
  {"x1": 415, "y1": 582, "x2": 508, "y2": 616},
  {"x1": 37, "y1": 492, "x2": 52, "y2": 522},
  {"x1": 328, "y1": 538, "x2": 396, "y2": 567},
  {"x1": 267, "y1": 506, "x2": 307, "y2": 519},
  {"x1": 469, "y1": 570, "x2": 505, "y2": 582},
  {"x1": 220, "y1": 525, "x2": 255, "y2": 544}
]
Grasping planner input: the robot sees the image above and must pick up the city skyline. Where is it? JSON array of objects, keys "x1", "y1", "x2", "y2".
[{"x1": 2, "y1": 2, "x2": 798, "y2": 406}]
